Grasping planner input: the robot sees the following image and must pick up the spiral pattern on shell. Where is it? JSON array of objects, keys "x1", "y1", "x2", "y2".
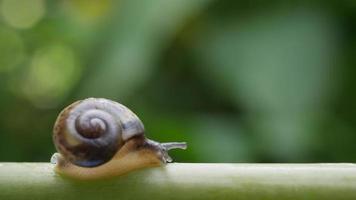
[{"x1": 53, "y1": 98, "x2": 145, "y2": 167}]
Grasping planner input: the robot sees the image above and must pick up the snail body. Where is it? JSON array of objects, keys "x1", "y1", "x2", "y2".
[{"x1": 52, "y1": 98, "x2": 186, "y2": 180}]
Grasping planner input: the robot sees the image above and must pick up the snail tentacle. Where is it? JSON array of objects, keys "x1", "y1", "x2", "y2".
[{"x1": 161, "y1": 142, "x2": 187, "y2": 151}]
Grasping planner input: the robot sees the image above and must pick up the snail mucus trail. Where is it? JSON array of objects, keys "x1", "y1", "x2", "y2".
[{"x1": 51, "y1": 98, "x2": 187, "y2": 180}]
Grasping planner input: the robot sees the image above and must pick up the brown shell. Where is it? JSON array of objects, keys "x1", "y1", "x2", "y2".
[{"x1": 53, "y1": 98, "x2": 145, "y2": 167}]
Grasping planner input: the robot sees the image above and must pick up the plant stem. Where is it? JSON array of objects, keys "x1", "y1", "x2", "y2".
[{"x1": 0, "y1": 163, "x2": 356, "y2": 200}]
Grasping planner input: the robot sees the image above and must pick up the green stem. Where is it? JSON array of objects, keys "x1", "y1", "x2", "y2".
[{"x1": 0, "y1": 163, "x2": 356, "y2": 200}]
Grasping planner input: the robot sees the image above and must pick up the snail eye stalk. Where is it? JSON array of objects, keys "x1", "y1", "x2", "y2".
[
  {"x1": 161, "y1": 142, "x2": 187, "y2": 163},
  {"x1": 161, "y1": 142, "x2": 187, "y2": 151}
]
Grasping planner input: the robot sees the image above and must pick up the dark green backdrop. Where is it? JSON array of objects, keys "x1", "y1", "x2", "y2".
[{"x1": 0, "y1": 0, "x2": 355, "y2": 163}]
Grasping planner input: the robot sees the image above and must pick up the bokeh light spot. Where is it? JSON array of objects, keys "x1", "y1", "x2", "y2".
[
  {"x1": 62, "y1": 0, "x2": 112, "y2": 24},
  {"x1": 22, "y1": 44, "x2": 81, "y2": 107},
  {"x1": 0, "y1": 27, "x2": 25, "y2": 73},
  {"x1": 1, "y1": 0, "x2": 45, "y2": 29}
]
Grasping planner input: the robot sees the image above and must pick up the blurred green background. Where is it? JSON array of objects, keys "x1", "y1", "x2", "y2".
[{"x1": 0, "y1": 0, "x2": 355, "y2": 163}]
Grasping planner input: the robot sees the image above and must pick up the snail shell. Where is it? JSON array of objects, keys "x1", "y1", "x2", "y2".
[
  {"x1": 52, "y1": 98, "x2": 187, "y2": 178},
  {"x1": 53, "y1": 98, "x2": 145, "y2": 167}
]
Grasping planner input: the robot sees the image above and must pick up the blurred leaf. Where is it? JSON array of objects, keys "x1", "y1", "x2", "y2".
[
  {"x1": 195, "y1": 9, "x2": 338, "y2": 112},
  {"x1": 194, "y1": 8, "x2": 340, "y2": 160},
  {"x1": 20, "y1": 44, "x2": 81, "y2": 107},
  {"x1": 0, "y1": 27, "x2": 25, "y2": 73},
  {"x1": 189, "y1": 115, "x2": 252, "y2": 162},
  {"x1": 1, "y1": 0, "x2": 45, "y2": 29},
  {"x1": 78, "y1": 0, "x2": 213, "y2": 100}
]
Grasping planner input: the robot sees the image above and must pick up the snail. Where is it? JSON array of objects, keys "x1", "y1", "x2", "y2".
[{"x1": 51, "y1": 98, "x2": 187, "y2": 180}]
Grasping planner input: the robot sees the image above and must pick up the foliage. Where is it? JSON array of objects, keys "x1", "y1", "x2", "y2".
[{"x1": 0, "y1": 0, "x2": 355, "y2": 163}]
